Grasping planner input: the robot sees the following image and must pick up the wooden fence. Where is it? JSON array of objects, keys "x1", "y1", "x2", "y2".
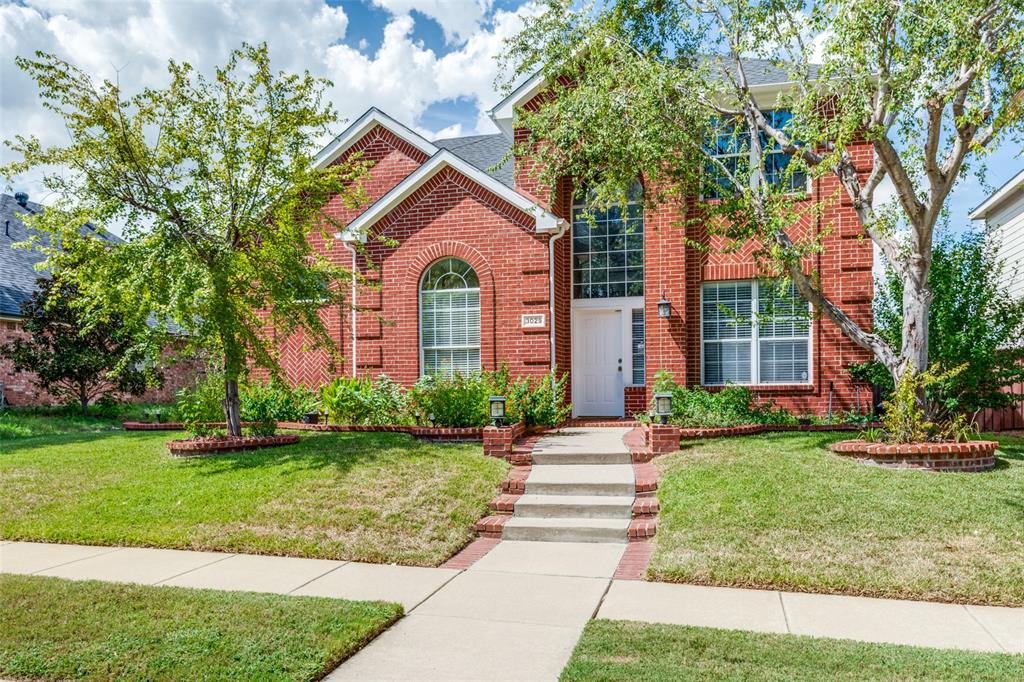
[{"x1": 973, "y1": 378, "x2": 1024, "y2": 432}]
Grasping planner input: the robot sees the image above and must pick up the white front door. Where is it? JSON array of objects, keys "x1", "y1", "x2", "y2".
[{"x1": 572, "y1": 309, "x2": 624, "y2": 417}]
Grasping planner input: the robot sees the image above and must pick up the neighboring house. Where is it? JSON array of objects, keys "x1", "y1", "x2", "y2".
[
  {"x1": 0, "y1": 192, "x2": 193, "y2": 406},
  {"x1": 969, "y1": 170, "x2": 1024, "y2": 431},
  {"x1": 970, "y1": 169, "x2": 1024, "y2": 301},
  {"x1": 277, "y1": 62, "x2": 875, "y2": 418}
]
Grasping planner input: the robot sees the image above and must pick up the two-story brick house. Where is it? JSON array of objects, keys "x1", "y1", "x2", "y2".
[{"x1": 278, "y1": 66, "x2": 874, "y2": 418}]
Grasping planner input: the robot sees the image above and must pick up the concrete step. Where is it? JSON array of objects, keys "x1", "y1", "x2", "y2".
[
  {"x1": 514, "y1": 494, "x2": 634, "y2": 519},
  {"x1": 501, "y1": 517, "x2": 630, "y2": 543},
  {"x1": 524, "y1": 464, "x2": 635, "y2": 497},
  {"x1": 531, "y1": 451, "x2": 632, "y2": 465}
]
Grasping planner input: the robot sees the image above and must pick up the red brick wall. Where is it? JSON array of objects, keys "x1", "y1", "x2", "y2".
[
  {"x1": 0, "y1": 317, "x2": 198, "y2": 406},
  {"x1": 351, "y1": 166, "x2": 554, "y2": 383},
  {"x1": 514, "y1": 98, "x2": 875, "y2": 418}
]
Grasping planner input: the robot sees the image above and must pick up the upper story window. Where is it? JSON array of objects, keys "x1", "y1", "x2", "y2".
[
  {"x1": 705, "y1": 110, "x2": 808, "y2": 198},
  {"x1": 701, "y1": 280, "x2": 811, "y2": 385},
  {"x1": 420, "y1": 257, "x2": 481, "y2": 377},
  {"x1": 572, "y1": 184, "x2": 644, "y2": 299}
]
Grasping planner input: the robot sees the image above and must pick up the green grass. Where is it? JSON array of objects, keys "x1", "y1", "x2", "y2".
[
  {"x1": 0, "y1": 430, "x2": 508, "y2": 566},
  {"x1": 560, "y1": 620, "x2": 1023, "y2": 681},
  {"x1": 0, "y1": 404, "x2": 169, "y2": 441},
  {"x1": 649, "y1": 432, "x2": 1024, "y2": 606},
  {"x1": 0, "y1": 574, "x2": 401, "y2": 681}
]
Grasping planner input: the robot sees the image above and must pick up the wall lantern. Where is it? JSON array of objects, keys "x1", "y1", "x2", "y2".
[
  {"x1": 657, "y1": 294, "x2": 671, "y2": 318},
  {"x1": 489, "y1": 396, "x2": 507, "y2": 427},
  {"x1": 653, "y1": 392, "x2": 673, "y2": 425}
]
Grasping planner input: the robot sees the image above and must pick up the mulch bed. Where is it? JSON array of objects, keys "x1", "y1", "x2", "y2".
[
  {"x1": 829, "y1": 439, "x2": 999, "y2": 472},
  {"x1": 166, "y1": 434, "x2": 300, "y2": 456}
]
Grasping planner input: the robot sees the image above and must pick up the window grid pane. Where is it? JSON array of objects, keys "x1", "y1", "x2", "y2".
[
  {"x1": 572, "y1": 199, "x2": 644, "y2": 299},
  {"x1": 705, "y1": 110, "x2": 806, "y2": 197},
  {"x1": 631, "y1": 308, "x2": 645, "y2": 385}
]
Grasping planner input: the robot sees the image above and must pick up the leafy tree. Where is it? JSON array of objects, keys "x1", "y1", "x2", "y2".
[
  {"x1": 501, "y1": 0, "x2": 1024, "y2": 411},
  {"x1": 866, "y1": 230, "x2": 1024, "y2": 419},
  {"x1": 3, "y1": 43, "x2": 369, "y2": 436},
  {"x1": 2, "y1": 278, "x2": 158, "y2": 415}
]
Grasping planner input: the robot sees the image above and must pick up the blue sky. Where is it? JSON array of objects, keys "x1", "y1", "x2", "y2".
[{"x1": 1, "y1": 0, "x2": 1019, "y2": 229}]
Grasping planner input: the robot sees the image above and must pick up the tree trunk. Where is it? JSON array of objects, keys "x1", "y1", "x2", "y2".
[
  {"x1": 223, "y1": 378, "x2": 242, "y2": 437},
  {"x1": 897, "y1": 257, "x2": 934, "y2": 413},
  {"x1": 79, "y1": 383, "x2": 89, "y2": 417}
]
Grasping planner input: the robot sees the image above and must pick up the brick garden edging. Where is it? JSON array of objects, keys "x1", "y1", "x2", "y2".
[
  {"x1": 279, "y1": 422, "x2": 484, "y2": 442},
  {"x1": 166, "y1": 434, "x2": 300, "y2": 456},
  {"x1": 830, "y1": 439, "x2": 998, "y2": 472}
]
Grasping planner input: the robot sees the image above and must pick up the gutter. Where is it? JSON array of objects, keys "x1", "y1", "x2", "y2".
[
  {"x1": 548, "y1": 220, "x2": 569, "y2": 385},
  {"x1": 340, "y1": 239, "x2": 359, "y2": 378}
]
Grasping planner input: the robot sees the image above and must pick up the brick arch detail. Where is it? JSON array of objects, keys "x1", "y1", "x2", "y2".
[{"x1": 403, "y1": 241, "x2": 498, "y2": 374}]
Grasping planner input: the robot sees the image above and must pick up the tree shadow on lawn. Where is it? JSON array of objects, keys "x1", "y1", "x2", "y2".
[
  {"x1": 181, "y1": 431, "x2": 471, "y2": 478},
  {"x1": 0, "y1": 429, "x2": 148, "y2": 454}
]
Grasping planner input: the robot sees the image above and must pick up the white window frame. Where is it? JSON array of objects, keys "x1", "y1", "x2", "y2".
[
  {"x1": 700, "y1": 280, "x2": 813, "y2": 386},
  {"x1": 702, "y1": 110, "x2": 812, "y2": 200},
  {"x1": 419, "y1": 259, "x2": 481, "y2": 378}
]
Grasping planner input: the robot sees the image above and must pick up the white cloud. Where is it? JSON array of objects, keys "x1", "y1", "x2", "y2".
[
  {"x1": 372, "y1": 0, "x2": 492, "y2": 44},
  {"x1": 1, "y1": 0, "x2": 537, "y2": 212}
]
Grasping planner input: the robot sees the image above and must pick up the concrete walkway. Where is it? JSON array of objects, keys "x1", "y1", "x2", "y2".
[
  {"x1": 504, "y1": 427, "x2": 635, "y2": 543},
  {"x1": 2, "y1": 538, "x2": 1022, "y2": 682}
]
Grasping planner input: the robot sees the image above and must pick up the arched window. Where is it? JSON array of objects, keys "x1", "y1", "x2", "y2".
[{"x1": 420, "y1": 257, "x2": 481, "y2": 376}]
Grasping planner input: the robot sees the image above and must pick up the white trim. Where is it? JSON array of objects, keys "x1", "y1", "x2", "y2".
[
  {"x1": 970, "y1": 169, "x2": 1024, "y2": 220},
  {"x1": 488, "y1": 72, "x2": 548, "y2": 140},
  {"x1": 315, "y1": 107, "x2": 438, "y2": 170},
  {"x1": 343, "y1": 150, "x2": 565, "y2": 237},
  {"x1": 699, "y1": 280, "x2": 813, "y2": 386}
]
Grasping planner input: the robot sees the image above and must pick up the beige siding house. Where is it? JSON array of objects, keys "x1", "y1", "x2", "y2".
[{"x1": 971, "y1": 169, "x2": 1024, "y2": 301}]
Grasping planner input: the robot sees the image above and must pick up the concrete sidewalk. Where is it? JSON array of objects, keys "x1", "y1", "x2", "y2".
[{"x1": 2, "y1": 539, "x2": 1022, "y2": 681}]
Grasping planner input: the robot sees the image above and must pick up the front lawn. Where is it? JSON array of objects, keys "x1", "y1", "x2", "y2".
[
  {"x1": 650, "y1": 432, "x2": 1024, "y2": 606},
  {"x1": 0, "y1": 430, "x2": 507, "y2": 566},
  {"x1": 0, "y1": 574, "x2": 401, "y2": 681},
  {"x1": 0, "y1": 403, "x2": 171, "y2": 441},
  {"x1": 561, "y1": 620, "x2": 1023, "y2": 682}
]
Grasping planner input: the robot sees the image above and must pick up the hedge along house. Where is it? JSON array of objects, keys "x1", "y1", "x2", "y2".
[{"x1": 280, "y1": 63, "x2": 874, "y2": 419}]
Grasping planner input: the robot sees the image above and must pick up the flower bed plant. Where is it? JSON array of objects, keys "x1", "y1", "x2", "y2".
[
  {"x1": 829, "y1": 367, "x2": 999, "y2": 471},
  {"x1": 645, "y1": 370, "x2": 797, "y2": 428}
]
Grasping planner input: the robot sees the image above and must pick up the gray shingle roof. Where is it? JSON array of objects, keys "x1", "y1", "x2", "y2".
[
  {"x1": 432, "y1": 133, "x2": 514, "y2": 188},
  {"x1": 0, "y1": 194, "x2": 120, "y2": 317},
  {"x1": 710, "y1": 57, "x2": 821, "y2": 87}
]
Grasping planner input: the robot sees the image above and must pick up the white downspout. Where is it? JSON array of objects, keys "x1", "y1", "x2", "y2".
[
  {"x1": 341, "y1": 239, "x2": 359, "y2": 378},
  {"x1": 548, "y1": 221, "x2": 568, "y2": 387}
]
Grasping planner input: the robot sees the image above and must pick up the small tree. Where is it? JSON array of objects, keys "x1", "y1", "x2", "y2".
[
  {"x1": 2, "y1": 278, "x2": 157, "y2": 415},
  {"x1": 868, "y1": 230, "x2": 1024, "y2": 419},
  {"x1": 3, "y1": 44, "x2": 369, "y2": 436},
  {"x1": 501, "y1": 0, "x2": 1024, "y2": 413}
]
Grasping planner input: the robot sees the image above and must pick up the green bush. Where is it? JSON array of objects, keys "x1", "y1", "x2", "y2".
[
  {"x1": 175, "y1": 371, "x2": 226, "y2": 437},
  {"x1": 650, "y1": 370, "x2": 796, "y2": 428},
  {"x1": 407, "y1": 372, "x2": 493, "y2": 427},
  {"x1": 320, "y1": 375, "x2": 408, "y2": 426},
  {"x1": 240, "y1": 380, "x2": 319, "y2": 426},
  {"x1": 508, "y1": 370, "x2": 572, "y2": 428}
]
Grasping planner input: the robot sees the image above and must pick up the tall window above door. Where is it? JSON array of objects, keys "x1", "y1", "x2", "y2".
[
  {"x1": 420, "y1": 258, "x2": 481, "y2": 377},
  {"x1": 572, "y1": 184, "x2": 644, "y2": 299}
]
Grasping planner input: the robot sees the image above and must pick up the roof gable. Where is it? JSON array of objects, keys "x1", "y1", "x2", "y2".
[
  {"x1": 315, "y1": 108, "x2": 438, "y2": 170},
  {"x1": 338, "y1": 150, "x2": 563, "y2": 241}
]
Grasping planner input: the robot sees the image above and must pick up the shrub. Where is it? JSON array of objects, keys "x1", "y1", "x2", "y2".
[
  {"x1": 320, "y1": 375, "x2": 408, "y2": 426},
  {"x1": 509, "y1": 371, "x2": 572, "y2": 428},
  {"x1": 240, "y1": 380, "x2": 318, "y2": 426},
  {"x1": 407, "y1": 373, "x2": 493, "y2": 428},
  {"x1": 175, "y1": 371, "x2": 226, "y2": 437},
  {"x1": 650, "y1": 370, "x2": 796, "y2": 428}
]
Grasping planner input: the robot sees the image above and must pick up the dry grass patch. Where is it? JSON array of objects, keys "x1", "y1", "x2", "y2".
[
  {"x1": 649, "y1": 432, "x2": 1024, "y2": 606},
  {"x1": 0, "y1": 430, "x2": 507, "y2": 566}
]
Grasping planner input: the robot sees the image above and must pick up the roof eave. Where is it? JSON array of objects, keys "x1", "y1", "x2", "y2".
[
  {"x1": 969, "y1": 169, "x2": 1024, "y2": 220},
  {"x1": 315, "y1": 107, "x2": 439, "y2": 170},
  {"x1": 338, "y1": 150, "x2": 564, "y2": 239}
]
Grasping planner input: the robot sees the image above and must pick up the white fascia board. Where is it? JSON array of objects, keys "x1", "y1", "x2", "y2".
[
  {"x1": 487, "y1": 72, "x2": 548, "y2": 140},
  {"x1": 340, "y1": 150, "x2": 565, "y2": 238},
  {"x1": 969, "y1": 169, "x2": 1024, "y2": 220},
  {"x1": 315, "y1": 107, "x2": 438, "y2": 170}
]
